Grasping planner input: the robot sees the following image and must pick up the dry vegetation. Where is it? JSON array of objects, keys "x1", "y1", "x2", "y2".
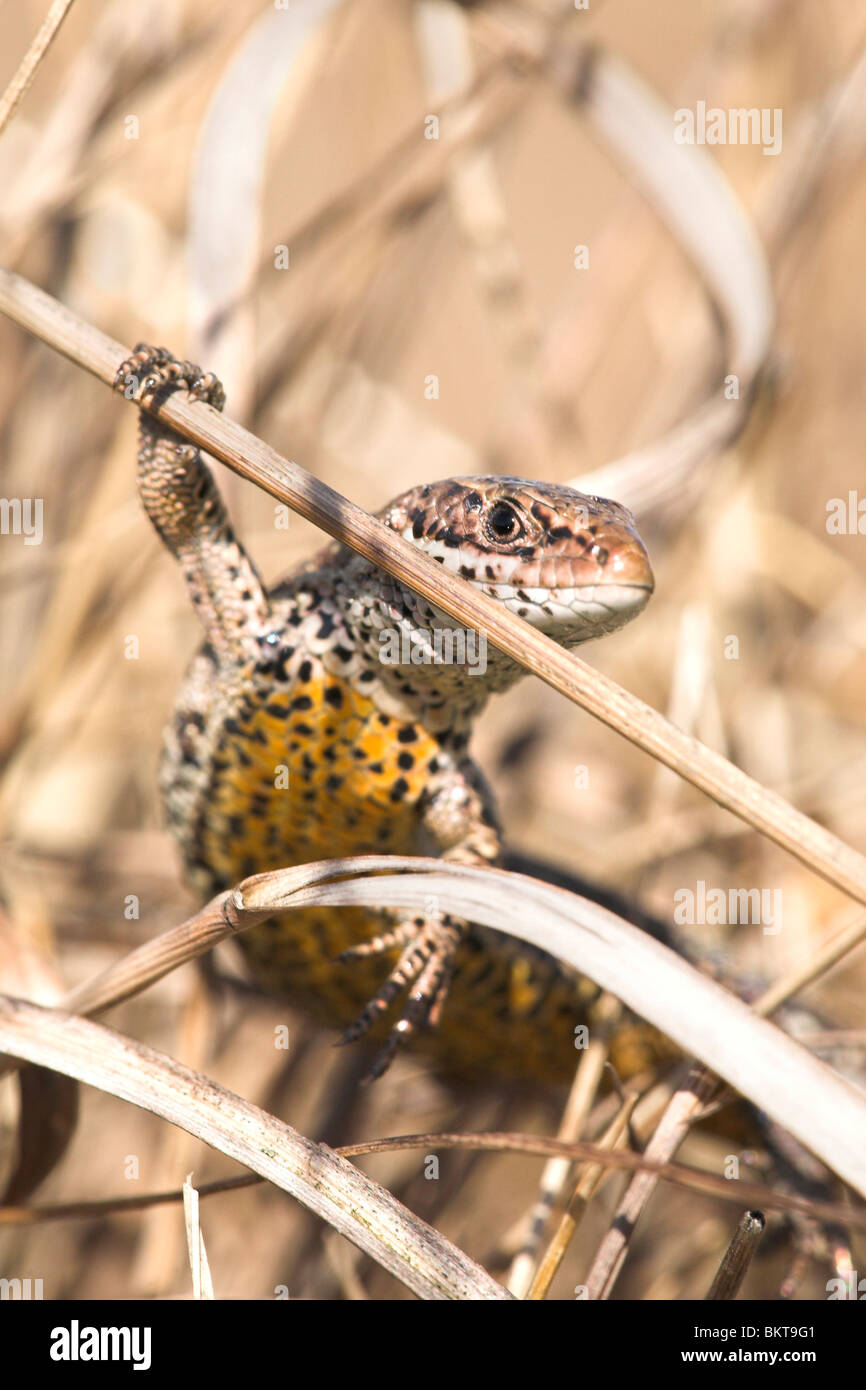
[{"x1": 1, "y1": 0, "x2": 865, "y2": 1300}]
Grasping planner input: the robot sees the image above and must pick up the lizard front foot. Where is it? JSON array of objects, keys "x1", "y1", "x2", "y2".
[
  {"x1": 337, "y1": 914, "x2": 466, "y2": 1081},
  {"x1": 113, "y1": 343, "x2": 226, "y2": 412}
]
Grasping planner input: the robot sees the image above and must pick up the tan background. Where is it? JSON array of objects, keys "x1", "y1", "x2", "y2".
[{"x1": 0, "y1": 0, "x2": 865, "y2": 1299}]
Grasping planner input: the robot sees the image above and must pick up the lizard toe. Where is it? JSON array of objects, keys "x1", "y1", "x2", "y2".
[
  {"x1": 113, "y1": 343, "x2": 226, "y2": 412},
  {"x1": 337, "y1": 914, "x2": 465, "y2": 1077}
]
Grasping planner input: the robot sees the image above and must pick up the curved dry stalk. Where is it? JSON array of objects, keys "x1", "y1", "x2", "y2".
[
  {"x1": 0, "y1": 267, "x2": 865, "y2": 917},
  {"x1": 0, "y1": 0, "x2": 78, "y2": 138},
  {"x1": 704, "y1": 1210, "x2": 766, "y2": 1301},
  {"x1": 3, "y1": 856, "x2": 866, "y2": 1199},
  {"x1": 0, "y1": 995, "x2": 511, "y2": 1301},
  {"x1": 3, "y1": 1129, "x2": 863, "y2": 1236}
]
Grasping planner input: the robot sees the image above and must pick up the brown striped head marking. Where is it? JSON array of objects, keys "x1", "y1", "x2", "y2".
[{"x1": 381, "y1": 476, "x2": 653, "y2": 645}]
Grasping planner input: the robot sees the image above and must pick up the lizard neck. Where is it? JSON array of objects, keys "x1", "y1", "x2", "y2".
[{"x1": 327, "y1": 550, "x2": 529, "y2": 738}]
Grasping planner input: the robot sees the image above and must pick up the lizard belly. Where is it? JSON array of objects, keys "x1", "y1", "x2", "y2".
[
  {"x1": 165, "y1": 642, "x2": 447, "y2": 1023},
  {"x1": 163, "y1": 638, "x2": 680, "y2": 1079}
]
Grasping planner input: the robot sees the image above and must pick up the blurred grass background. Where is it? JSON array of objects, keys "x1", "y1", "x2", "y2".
[{"x1": 1, "y1": 0, "x2": 865, "y2": 1299}]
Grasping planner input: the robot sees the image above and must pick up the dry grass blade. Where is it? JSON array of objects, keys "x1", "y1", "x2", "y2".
[
  {"x1": 527, "y1": 1093, "x2": 638, "y2": 1300},
  {"x1": 556, "y1": 46, "x2": 773, "y2": 511},
  {"x1": 4, "y1": 1130, "x2": 864, "y2": 1238},
  {"x1": 1, "y1": 266, "x2": 865, "y2": 918},
  {"x1": 183, "y1": 1174, "x2": 215, "y2": 1301},
  {"x1": 236, "y1": 861, "x2": 866, "y2": 1198},
  {"x1": 5, "y1": 855, "x2": 864, "y2": 1199},
  {"x1": 507, "y1": 993, "x2": 622, "y2": 1297},
  {"x1": 188, "y1": 0, "x2": 345, "y2": 388},
  {"x1": 0, "y1": 995, "x2": 512, "y2": 1301},
  {"x1": 585, "y1": 1067, "x2": 720, "y2": 1300},
  {"x1": 704, "y1": 1210, "x2": 766, "y2": 1301},
  {"x1": 0, "y1": 0, "x2": 77, "y2": 138}
]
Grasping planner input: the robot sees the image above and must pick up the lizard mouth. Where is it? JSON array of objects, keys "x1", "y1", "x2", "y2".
[{"x1": 473, "y1": 577, "x2": 653, "y2": 643}]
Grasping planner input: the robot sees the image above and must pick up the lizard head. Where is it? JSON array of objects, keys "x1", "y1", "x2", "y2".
[{"x1": 382, "y1": 476, "x2": 653, "y2": 647}]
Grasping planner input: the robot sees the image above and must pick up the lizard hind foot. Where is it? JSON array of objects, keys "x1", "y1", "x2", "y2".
[
  {"x1": 113, "y1": 343, "x2": 226, "y2": 413},
  {"x1": 337, "y1": 915, "x2": 465, "y2": 1080}
]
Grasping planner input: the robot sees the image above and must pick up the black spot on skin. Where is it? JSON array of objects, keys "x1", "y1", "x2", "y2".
[
  {"x1": 518, "y1": 608, "x2": 528, "y2": 617},
  {"x1": 274, "y1": 649, "x2": 295, "y2": 682},
  {"x1": 326, "y1": 774, "x2": 343, "y2": 792},
  {"x1": 378, "y1": 714, "x2": 392, "y2": 727},
  {"x1": 224, "y1": 717, "x2": 240, "y2": 735},
  {"x1": 265, "y1": 703, "x2": 289, "y2": 718},
  {"x1": 433, "y1": 555, "x2": 445, "y2": 564},
  {"x1": 189, "y1": 711, "x2": 205, "y2": 731},
  {"x1": 412, "y1": 513, "x2": 424, "y2": 539},
  {"x1": 549, "y1": 525, "x2": 573, "y2": 540},
  {"x1": 517, "y1": 546, "x2": 535, "y2": 558},
  {"x1": 398, "y1": 751, "x2": 414, "y2": 770},
  {"x1": 359, "y1": 669, "x2": 376, "y2": 682},
  {"x1": 441, "y1": 528, "x2": 461, "y2": 548},
  {"x1": 369, "y1": 761, "x2": 384, "y2": 775},
  {"x1": 428, "y1": 756, "x2": 441, "y2": 773},
  {"x1": 589, "y1": 525, "x2": 598, "y2": 535},
  {"x1": 324, "y1": 685, "x2": 343, "y2": 708},
  {"x1": 298, "y1": 659, "x2": 313, "y2": 683},
  {"x1": 485, "y1": 565, "x2": 494, "y2": 578},
  {"x1": 465, "y1": 491, "x2": 483, "y2": 511},
  {"x1": 323, "y1": 746, "x2": 338, "y2": 762},
  {"x1": 530, "y1": 501, "x2": 548, "y2": 521},
  {"x1": 332, "y1": 644, "x2": 353, "y2": 663},
  {"x1": 459, "y1": 564, "x2": 475, "y2": 578},
  {"x1": 293, "y1": 722, "x2": 313, "y2": 736},
  {"x1": 317, "y1": 611, "x2": 336, "y2": 639},
  {"x1": 390, "y1": 777, "x2": 409, "y2": 802},
  {"x1": 291, "y1": 695, "x2": 313, "y2": 711},
  {"x1": 397, "y1": 726, "x2": 418, "y2": 743},
  {"x1": 302, "y1": 753, "x2": 315, "y2": 773},
  {"x1": 516, "y1": 589, "x2": 529, "y2": 602}
]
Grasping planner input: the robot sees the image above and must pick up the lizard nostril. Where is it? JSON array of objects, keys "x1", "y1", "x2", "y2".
[{"x1": 592, "y1": 545, "x2": 609, "y2": 566}]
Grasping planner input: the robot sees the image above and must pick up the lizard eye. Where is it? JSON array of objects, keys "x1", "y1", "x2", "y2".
[{"x1": 486, "y1": 500, "x2": 522, "y2": 542}]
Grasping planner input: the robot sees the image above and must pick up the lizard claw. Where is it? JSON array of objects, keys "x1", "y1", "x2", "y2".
[
  {"x1": 336, "y1": 918, "x2": 421, "y2": 962},
  {"x1": 337, "y1": 915, "x2": 465, "y2": 1080},
  {"x1": 114, "y1": 343, "x2": 226, "y2": 412}
]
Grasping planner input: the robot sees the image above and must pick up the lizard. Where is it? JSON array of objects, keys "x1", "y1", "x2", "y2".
[
  {"x1": 114, "y1": 346, "x2": 840, "y2": 1116},
  {"x1": 116, "y1": 344, "x2": 686, "y2": 1087}
]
